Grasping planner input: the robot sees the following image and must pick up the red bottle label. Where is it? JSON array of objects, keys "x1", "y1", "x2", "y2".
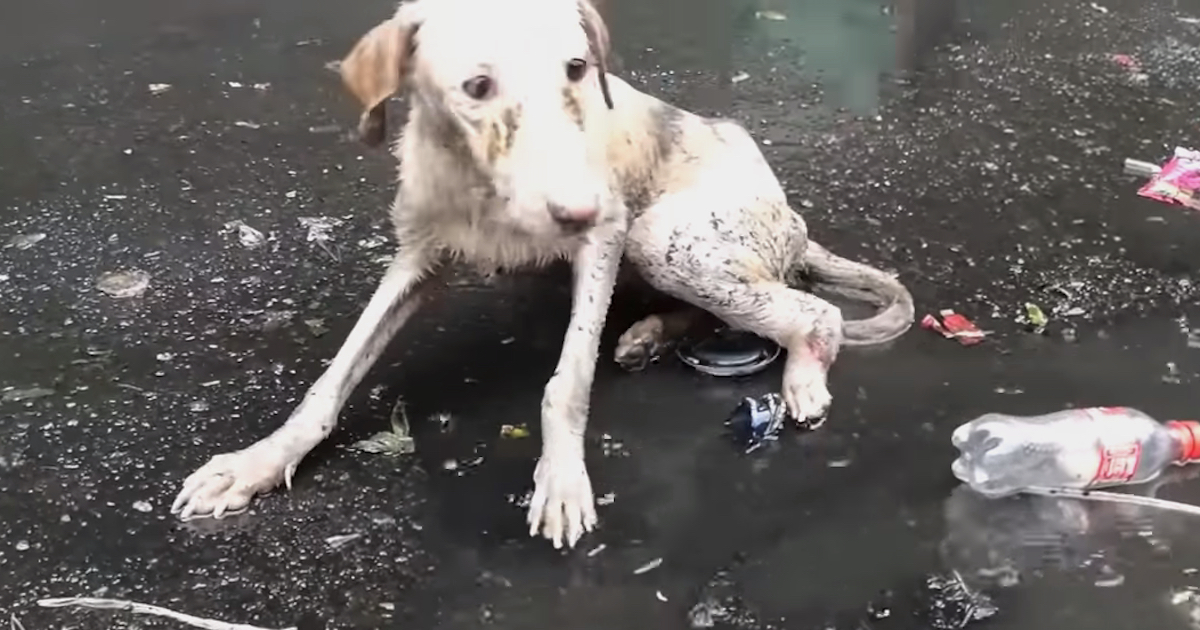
[
  {"x1": 1086, "y1": 407, "x2": 1142, "y2": 485},
  {"x1": 1094, "y1": 444, "x2": 1142, "y2": 484}
]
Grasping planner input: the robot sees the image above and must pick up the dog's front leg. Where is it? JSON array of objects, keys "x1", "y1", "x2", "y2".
[
  {"x1": 528, "y1": 220, "x2": 627, "y2": 548},
  {"x1": 172, "y1": 250, "x2": 438, "y2": 520}
]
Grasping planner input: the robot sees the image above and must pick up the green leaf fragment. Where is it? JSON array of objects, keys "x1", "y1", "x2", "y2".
[{"x1": 1024, "y1": 303, "x2": 1049, "y2": 328}]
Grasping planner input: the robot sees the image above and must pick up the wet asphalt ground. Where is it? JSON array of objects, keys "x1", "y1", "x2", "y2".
[{"x1": 8, "y1": 0, "x2": 1200, "y2": 628}]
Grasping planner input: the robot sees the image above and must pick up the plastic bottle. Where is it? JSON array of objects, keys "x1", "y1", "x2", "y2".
[{"x1": 950, "y1": 407, "x2": 1200, "y2": 497}]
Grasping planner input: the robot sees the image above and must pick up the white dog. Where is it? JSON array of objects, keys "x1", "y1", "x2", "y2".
[{"x1": 171, "y1": 0, "x2": 915, "y2": 549}]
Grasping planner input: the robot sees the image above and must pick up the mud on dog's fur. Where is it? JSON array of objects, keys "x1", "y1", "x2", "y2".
[{"x1": 171, "y1": 0, "x2": 915, "y2": 548}]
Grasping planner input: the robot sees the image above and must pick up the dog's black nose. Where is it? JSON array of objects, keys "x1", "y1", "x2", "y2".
[{"x1": 548, "y1": 203, "x2": 599, "y2": 232}]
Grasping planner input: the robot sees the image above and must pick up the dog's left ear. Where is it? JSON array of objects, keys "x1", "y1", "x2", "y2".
[
  {"x1": 339, "y1": 3, "x2": 424, "y2": 147},
  {"x1": 578, "y1": 0, "x2": 614, "y2": 109}
]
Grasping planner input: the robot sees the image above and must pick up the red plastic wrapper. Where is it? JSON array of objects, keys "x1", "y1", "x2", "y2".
[
  {"x1": 1138, "y1": 147, "x2": 1200, "y2": 211},
  {"x1": 922, "y1": 310, "x2": 986, "y2": 346}
]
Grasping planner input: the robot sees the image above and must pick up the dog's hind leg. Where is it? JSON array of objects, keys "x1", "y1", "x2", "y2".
[
  {"x1": 172, "y1": 250, "x2": 438, "y2": 520},
  {"x1": 614, "y1": 306, "x2": 711, "y2": 371},
  {"x1": 627, "y1": 191, "x2": 844, "y2": 422}
]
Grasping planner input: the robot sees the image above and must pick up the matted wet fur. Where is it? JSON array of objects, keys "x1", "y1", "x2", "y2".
[{"x1": 171, "y1": 0, "x2": 915, "y2": 548}]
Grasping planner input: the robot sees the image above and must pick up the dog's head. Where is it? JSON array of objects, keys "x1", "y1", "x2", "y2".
[{"x1": 340, "y1": 0, "x2": 616, "y2": 237}]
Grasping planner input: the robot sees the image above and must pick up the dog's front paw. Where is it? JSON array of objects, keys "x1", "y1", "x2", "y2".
[
  {"x1": 171, "y1": 443, "x2": 298, "y2": 520},
  {"x1": 782, "y1": 358, "x2": 832, "y2": 422},
  {"x1": 527, "y1": 449, "x2": 596, "y2": 548}
]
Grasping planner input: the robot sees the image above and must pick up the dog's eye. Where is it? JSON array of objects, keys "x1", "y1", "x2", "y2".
[
  {"x1": 565, "y1": 58, "x2": 588, "y2": 82},
  {"x1": 462, "y1": 75, "x2": 494, "y2": 100}
]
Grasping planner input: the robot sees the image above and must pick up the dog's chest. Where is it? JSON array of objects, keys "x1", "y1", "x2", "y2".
[{"x1": 428, "y1": 217, "x2": 580, "y2": 274}]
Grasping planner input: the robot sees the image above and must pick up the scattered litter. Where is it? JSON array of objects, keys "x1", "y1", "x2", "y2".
[
  {"x1": 730, "y1": 71, "x2": 750, "y2": 84},
  {"x1": 303, "y1": 318, "x2": 329, "y2": 337},
  {"x1": 234, "y1": 121, "x2": 262, "y2": 130},
  {"x1": 754, "y1": 10, "x2": 787, "y2": 20},
  {"x1": 724, "y1": 393, "x2": 794, "y2": 453},
  {"x1": 1107, "y1": 53, "x2": 1149, "y2": 84},
  {"x1": 596, "y1": 492, "x2": 616, "y2": 506},
  {"x1": 324, "y1": 60, "x2": 342, "y2": 73},
  {"x1": 827, "y1": 458, "x2": 852, "y2": 468},
  {"x1": 38, "y1": 597, "x2": 297, "y2": 630},
  {"x1": 156, "y1": 352, "x2": 174, "y2": 362},
  {"x1": 600, "y1": 433, "x2": 630, "y2": 458},
  {"x1": 656, "y1": 591, "x2": 669, "y2": 602},
  {"x1": 1019, "y1": 302, "x2": 1049, "y2": 333},
  {"x1": 1180, "y1": 16, "x2": 1200, "y2": 25},
  {"x1": 587, "y1": 543, "x2": 607, "y2": 557},
  {"x1": 12, "y1": 613, "x2": 26, "y2": 630},
  {"x1": 222, "y1": 220, "x2": 266, "y2": 248},
  {"x1": 298, "y1": 216, "x2": 344, "y2": 259},
  {"x1": 677, "y1": 328, "x2": 780, "y2": 377},
  {"x1": 7, "y1": 233, "x2": 46, "y2": 250},
  {"x1": 1094, "y1": 566, "x2": 1125, "y2": 588},
  {"x1": 308, "y1": 124, "x2": 342, "y2": 135},
  {"x1": 350, "y1": 397, "x2": 415, "y2": 456},
  {"x1": 1164, "y1": 361, "x2": 1183, "y2": 384},
  {"x1": 226, "y1": 81, "x2": 271, "y2": 90},
  {"x1": 95, "y1": 269, "x2": 151, "y2": 299},
  {"x1": 131, "y1": 500, "x2": 152, "y2": 513},
  {"x1": 325, "y1": 532, "x2": 362, "y2": 549},
  {"x1": 1124, "y1": 157, "x2": 1161, "y2": 178},
  {"x1": 2, "y1": 387, "x2": 54, "y2": 403},
  {"x1": 14, "y1": 540, "x2": 30, "y2": 551},
  {"x1": 634, "y1": 557, "x2": 664, "y2": 575},
  {"x1": 1089, "y1": 2, "x2": 1109, "y2": 13},
  {"x1": 918, "y1": 571, "x2": 998, "y2": 629},
  {"x1": 1137, "y1": 147, "x2": 1200, "y2": 211},
  {"x1": 148, "y1": 83, "x2": 172, "y2": 95},
  {"x1": 499, "y1": 423, "x2": 530, "y2": 439},
  {"x1": 922, "y1": 310, "x2": 986, "y2": 346}
]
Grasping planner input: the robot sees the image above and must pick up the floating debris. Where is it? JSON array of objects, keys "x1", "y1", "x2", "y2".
[
  {"x1": 131, "y1": 501, "x2": 152, "y2": 513},
  {"x1": 96, "y1": 270, "x2": 151, "y2": 299},
  {"x1": 350, "y1": 397, "x2": 415, "y2": 456},
  {"x1": 222, "y1": 220, "x2": 266, "y2": 248},
  {"x1": 917, "y1": 571, "x2": 998, "y2": 629},
  {"x1": 308, "y1": 124, "x2": 342, "y2": 135},
  {"x1": 724, "y1": 393, "x2": 792, "y2": 453},
  {"x1": 325, "y1": 532, "x2": 362, "y2": 550},
  {"x1": 587, "y1": 543, "x2": 607, "y2": 557},
  {"x1": 7, "y1": 233, "x2": 46, "y2": 250},
  {"x1": 38, "y1": 597, "x2": 296, "y2": 630},
  {"x1": 499, "y1": 423, "x2": 530, "y2": 439},
  {"x1": 233, "y1": 121, "x2": 262, "y2": 130},
  {"x1": 147, "y1": 83, "x2": 172, "y2": 95},
  {"x1": 2, "y1": 387, "x2": 54, "y2": 403},
  {"x1": 922, "y1": 310, "x2": 986, "y2": 346},
  {"x1": 656, "y1": 591, "x2": 669, "y2": 602},
  {"x1": 754, "y1": 9, "x2": 787, "y2": 20},
  {"x1": 303, "y1": 318, "x2": 329, "y2": 337},
  {"x1": 1138, "y1": 147, "x2": 1200, "y2": 211},
  {"x1": 730, "y1": 71, "x2": 750, "y2": 84},
  {"x1": 299, "y1": 216, "x2": 342, "y2": 242},
  {"x1": 596, "y1": 492, "x2": 616, "y2": 506},
  {"x1": 1020, "y1": 302, "x2": 1049, "y2": 333},
  {"x1": 633, "y1": 557, "x2": 664, "y2": 575}
]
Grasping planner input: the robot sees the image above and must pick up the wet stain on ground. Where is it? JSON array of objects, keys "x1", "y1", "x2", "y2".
[{"x1": 8, "y1": 0, "x2": 1200, "y2": 628}]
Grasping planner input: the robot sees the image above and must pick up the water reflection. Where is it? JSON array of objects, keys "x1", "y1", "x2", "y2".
[
  {"x1": 607, "y1": 0, "x2": 961, "y2": 115},
  {"x1": 939, "y1": 466, "x2": 1200, "y2": 590}
]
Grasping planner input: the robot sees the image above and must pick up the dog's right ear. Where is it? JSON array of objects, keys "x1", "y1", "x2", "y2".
[{"x1": 339, "y1": 3, "x2": 423, "y2": 147}]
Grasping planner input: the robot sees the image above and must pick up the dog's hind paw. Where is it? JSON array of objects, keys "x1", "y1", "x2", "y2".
[
  {"x1": 171, "y1": 444, "x2": 297, "y2": 520},
  {"x1": 527, "y1": 450, "x2": 597, "y2": 549},
  {"x1": 614, "y1": 316, "x2": 668, "y2": 371}
]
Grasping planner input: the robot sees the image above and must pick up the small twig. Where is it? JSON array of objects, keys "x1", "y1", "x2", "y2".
[
  {"x1": 1024, "y1": 486, "x2": 1200, "y2": 517},
  {"x1": 38, "y1": 597, "x2": 297, "y2": 630}
]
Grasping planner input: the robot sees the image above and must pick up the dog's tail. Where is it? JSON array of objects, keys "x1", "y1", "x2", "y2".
[{"x1": 800, "y1": 240, "x2": 915, "y2": 346}]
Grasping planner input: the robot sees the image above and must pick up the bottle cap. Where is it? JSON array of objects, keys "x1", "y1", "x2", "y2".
[{"x1": 1167, "y1": 420, "x2": 1200, "y2": 462}]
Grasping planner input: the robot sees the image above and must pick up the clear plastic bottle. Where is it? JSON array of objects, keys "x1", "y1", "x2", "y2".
[{"x1": 950, "y1": 407, "x2": 1200, "y2": 497}]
